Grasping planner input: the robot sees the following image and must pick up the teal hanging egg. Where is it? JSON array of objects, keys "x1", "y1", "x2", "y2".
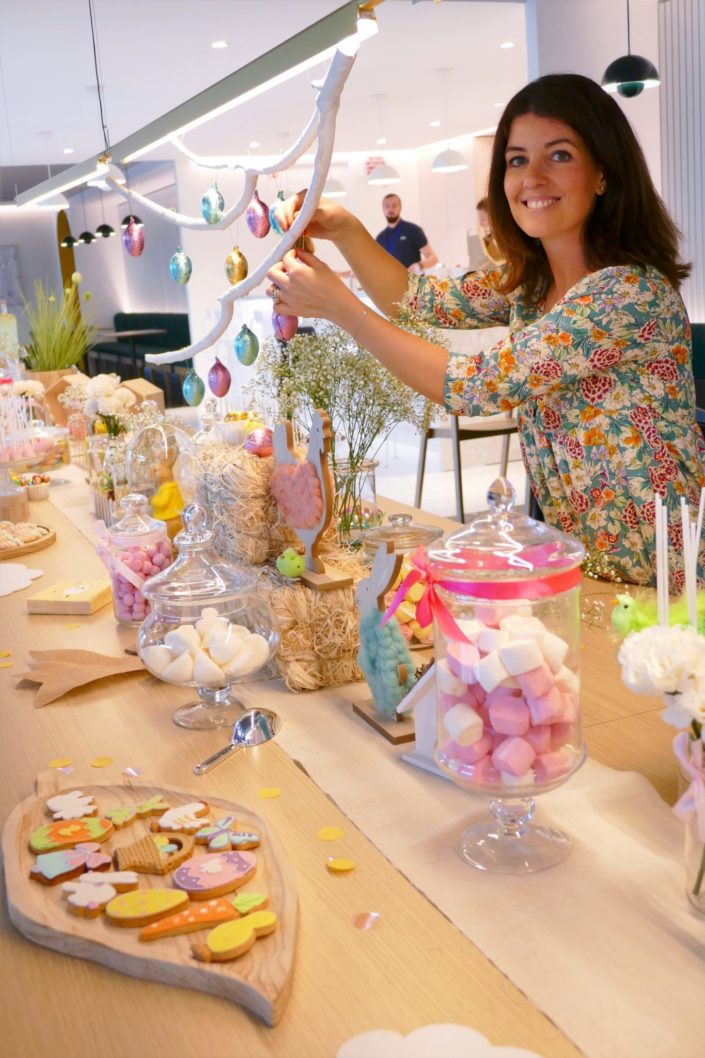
[
  {"x1": 224, "y1": 245, "x2": 248, "y2": 285},
  {"x1": 169, "y1": 248, "x2": 192, "y2": 285},
  {"x1": 269, "y1": 191, "x2": 286, "y2": 235},
  {"x1": 200, "y1": 184, "x2": 224, "y2": 224},
  {"x1": 182, "y1": 368, "x2": 205, "y2": 407},
  {"x1": 234, "y1": 324, "x2": 259, "y2": 366}
]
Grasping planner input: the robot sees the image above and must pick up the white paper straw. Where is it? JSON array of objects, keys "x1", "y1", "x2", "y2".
[{"x1": 655, "y1": 493, "x2": 668, "y2": 626}]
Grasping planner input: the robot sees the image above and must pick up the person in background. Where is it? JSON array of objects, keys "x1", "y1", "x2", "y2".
[
  {"x1": 267, "y1": 73, "x2": 705, "y2": 587},
  {"x1": 375, "y1": 193, "x2": 438, "y2": 273},
  {"x1": 467, "y1": 196, "x2": 504, "y2": 268}
]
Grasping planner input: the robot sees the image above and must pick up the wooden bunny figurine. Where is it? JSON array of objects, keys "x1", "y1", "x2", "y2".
[{"x1": 355, "y1": 542, "x2": 415, "y2": 719}]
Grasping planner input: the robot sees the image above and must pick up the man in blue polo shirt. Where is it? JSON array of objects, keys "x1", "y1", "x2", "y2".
[{"x1": 375, "y1": 194, "x2": 438, "y2": 272}]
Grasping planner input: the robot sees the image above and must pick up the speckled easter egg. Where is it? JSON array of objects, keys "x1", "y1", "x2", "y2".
[
  {"x1": 234, "y1": 324, "x2": 259, "y2": 366},
  {"x1": 169, "y1": 248, "x2": 192, "y2": 285},
  {"x1": 200, "y1": 184, "x2": 224, "y2": 224},
  {"x1": 243, "y1": 427, "x2": 274, "y2": 458}
]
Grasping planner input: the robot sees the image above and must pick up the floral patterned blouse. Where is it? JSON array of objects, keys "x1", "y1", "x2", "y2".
[{"x1": 405, "y1": 264, "x2": 705, "y2": 587}]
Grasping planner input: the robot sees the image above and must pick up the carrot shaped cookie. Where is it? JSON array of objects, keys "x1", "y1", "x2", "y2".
[{"x1": 192, "y1": 909, "x2": 277, "y2": 962}]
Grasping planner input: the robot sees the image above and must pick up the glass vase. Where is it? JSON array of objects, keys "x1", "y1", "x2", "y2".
[
  {"x1": 679, "y1": 756, "x2": 705, "y2": 915},
  {"x1": 333, "y1": 458, "x2": 382, "y2": 546}
]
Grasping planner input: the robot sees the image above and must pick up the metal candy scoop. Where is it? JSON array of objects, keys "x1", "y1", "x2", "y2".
[{"x1": 193, "y1": 708, "x2": 280, "y2": 776}]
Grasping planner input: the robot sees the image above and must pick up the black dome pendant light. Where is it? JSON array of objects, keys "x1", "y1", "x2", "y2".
[{"x1": 602, "y1": 0, "x2": 660, "y2": 98}]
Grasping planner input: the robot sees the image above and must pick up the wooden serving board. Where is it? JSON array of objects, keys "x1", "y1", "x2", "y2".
[
  {"x1": 2, "y1": 771, "x2": 298, "y2": 1025},
  {"x1": 0, "y1": 525, "x2": 56, "y2": 560}
]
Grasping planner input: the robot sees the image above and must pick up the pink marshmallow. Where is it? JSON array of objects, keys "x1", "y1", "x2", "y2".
[
  {"x1": 443, "y1": 733, "x2": 493, "y2": 765},
  {"x1": 488, "y1": 696, "x2": 531, "y2": 736},
  {"x1": 470, "y1": 756, "x2": 502, "y2": 786},
  {"x1": 534, "y1": 750, "x2": 572, "y2": 784},
  {"x1": 485, "y1": 685, "x2": 521, "y2": 706},
  {"x1": 436, "y1": 658, "x2": 470, "y2": 697},
  {"x1": 491, "y1": 736, "x2": 536, "y2": 777},
  {"x1": 516, "y1": 662, "x2": 554, "y2": 699},
  {"x1": 446, "y1": 641, "x2": 480, "y2": 684},
  {"x1": 439, "y1": 688, "x2": 478, "y2": 713},
  {"x1": 549, "y1": 723, "x2": 574, "y2": 751},
  {"x1": 524, "y1": 725, "x2": 552, "y2": 754},
  {"x1": 526, "y1": 685, "x2": 565, "y2": 726},
  {"x1": 561, "y1": 691, "x2": 579, "y2": 723},
  {"x1": 473, "y1": 605, "x2": 501, "y2": 627}
]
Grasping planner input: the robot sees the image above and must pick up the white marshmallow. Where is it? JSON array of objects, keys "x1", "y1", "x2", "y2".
[
  {"x1": 162, "y1": 651, "x2": 195, "y2": 683},
  {"x1": 202, "y1": 618, "x2": 232, "y2": 649},
  {"x1": 195, "y1": 607, "x2": 221, "y2": 636},
  {"x1": 499, "y1": 769, "x2": 535, "y2": 787},
  {"x1": 443, "y1": 703, "x2": 484, "y2": 746},
  {"x1": 475, "y1": 650, "x2": 509, "y2": 693},
  {"x1": 499, "y1": 614, "x2": 546, "y2": 640},
  {"x1": 246, "y1": 634, "x2": 270, "y2": 668},
  {"x1": 436, "y1": 657, "x2": 470, "y2": 697},
  {"x1": 455, "y1": 618, "x2": 486, "y2": 643},
  {"x1": 164, "y1": 624, "x2": 201, "y2": 656},
  {"x1": 541, "y1": 631, "x2": 570, "y2": 674},
  {"x1": 139, "y1": 645, "x2": 173, "y2": 676},
  {"x1": 207, "y1": 627, "x2": 248, "y2": 664},
  {"x1": 192, "y1": 651, "x2": 226, "y2": 686},
  {"x1": 476, "y1": 629, "x2": 510, "y2": 654},
  {"x1": 499, "y1": 638, "x2": 543, "y2": 676},
  {"x1": 555, "y1": 665, "x2": 580, "y2": 694},
  {"x1": 223, "y1": 634, "x2": 269, "y2": 678}
]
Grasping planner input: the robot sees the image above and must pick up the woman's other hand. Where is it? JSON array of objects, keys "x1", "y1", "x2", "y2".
[{"x1": 267, "y1": 249, "x2": 356, "y2": 324}]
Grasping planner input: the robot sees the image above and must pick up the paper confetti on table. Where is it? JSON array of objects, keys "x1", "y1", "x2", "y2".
[
  {"x1": 317, "y1": 826, "x2": 343, "y2": 841},
  {"x1": 257, "y1": 787, "x2": 282, "y2": 799},
  {"x1": 327, "y1": 857, "x2": 355, "y2": 873},
  {"x1": 0, "y1": 661, "x2": 13, "y2": 669},
  {"x1": 0, "y1": 649, "x2": 11, "y2": 657},
  {"x1": 90, "y1": 756, "x2": 113, "y2": 768},
  {"x1": 57, "y1": 765, "x2": 75, "y2": 776},
  {"x1": 65, "y1": 623, "x2": 81, "y2": 630},
  {"x1": 352, "y1": 911, "x2": 380, "y2": 931},
  {"x1": 123, "y1": 766, "x2": 143, "y2": 778},
  {"x1": 48, "y1": 757, "x2": 72, "y2": 769}
]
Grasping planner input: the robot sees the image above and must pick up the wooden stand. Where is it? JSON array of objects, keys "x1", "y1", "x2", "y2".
[{"x1": 352, "y1": 698, "x2": 416, "y2": 745}]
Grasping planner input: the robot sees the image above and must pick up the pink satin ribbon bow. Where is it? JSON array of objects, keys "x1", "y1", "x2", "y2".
[{"x1": 673, "y1": 732, "x2": 705, "y2": 842}]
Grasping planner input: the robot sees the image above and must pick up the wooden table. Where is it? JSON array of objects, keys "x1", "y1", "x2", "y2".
[{"x1": 0, "y1": 492, "x2": 673, "y2": 1058}]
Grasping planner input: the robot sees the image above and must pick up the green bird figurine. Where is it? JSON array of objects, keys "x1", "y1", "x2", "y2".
[{"x1": 611, "y1": 592, "x2": 705, "y2": 636}]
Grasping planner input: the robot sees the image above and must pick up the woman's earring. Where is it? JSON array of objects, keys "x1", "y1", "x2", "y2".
[{"x1": 597, "y1": 179, "x2": 607, "y2": 195}]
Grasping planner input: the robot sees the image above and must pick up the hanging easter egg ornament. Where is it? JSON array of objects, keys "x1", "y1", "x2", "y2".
[
  {"x1": 208, "y1": 356, "x2": 231, "y2": 397},
  {"x1": 169, "y1": 248, "x2": 192, "y2": 285},
  {"x1": 122, "y1": 216, "x2": 144, "y2": 257},
  {"x1": 272, "y1": 313, "x2": 298, "y2": 341},
  {"x1": 234, "y1": 324, "x2": 259, "y2": 366},
  {"x1": 200, "y1": 183, "x2": 224, "y2": 225},
  {"x1": 246, "y1": 190, "x2": 271, "y2": 238},
  {"x1": 182, "y1": 367, "x2": 205, "y2": 407},
  {"x1": 224, "y1": 246, "x2": 248, "y2": 285},
  {"x1": 269, "y1": 191, "x2": 286, "y2": 236}
]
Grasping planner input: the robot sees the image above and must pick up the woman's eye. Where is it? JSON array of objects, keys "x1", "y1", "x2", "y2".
[
  {"x1": 551, "y1": 150, "x2": 572, "y2": 162},
  {"x1": 506, "y1": 156, "x2": 526, "y2": 168}
]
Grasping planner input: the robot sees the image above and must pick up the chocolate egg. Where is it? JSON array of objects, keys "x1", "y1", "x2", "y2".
[
  {"x1": 243, "y1": 427, "x2": 274, "y2": 458},
  {"x1": 272, "y1": 312, "x2": 298, "y2": 341},
  {"x1": 224, "y1": 246, "x2": 248, "y2": 285},
  {"x1": 200, "y1": 184, "x2": 224, "y2": 224},
  {"x1": 246, "y1": 190, "x2": 271, "y2": 238},
  {"x1": 207, "y1": 356, "x2": 231, "y2": 397},
  {"x1": 182, "y1": 368, "x2": 205, "y2": 407},
  {"x1": 234, "y1": 324, "x2": 259, "y2": 366},
  {"x1": 122, "y1": 216, "x2": 144, "y2": 257},
  {"x1": 169, "y1": 248, "x2": 192, "y2": 285}
]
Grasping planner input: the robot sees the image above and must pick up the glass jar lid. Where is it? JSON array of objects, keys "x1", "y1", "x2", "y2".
[
  {"x1": 107, "y1": 493, "x2": 167, "y2": 547},
  {"x1": 141, "y1": 503, "x2": 256, "y2": 604},
  {"x1": 362, "y1": 512, "x2": 444, "y2": 555},
  {"x1": 427, "y1": 478, "x2": 585, "y2": 583}
]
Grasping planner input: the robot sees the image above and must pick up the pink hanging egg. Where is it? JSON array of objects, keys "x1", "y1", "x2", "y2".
[
  {"x1": 122, "y1": 216, "x2": 144, "y2": 257},
  {"x1": 207, "y1": 356, "x2": 231, "y2": 397},
  {"x1": 243, "y1": 427, "x2": 274, "y2": 458},
  {"x1": 246, "y1": 190, "x2": 271, "y2": 238},
  {"x1": 272, "y1": 312, "x2": 298, "y2": 341}
]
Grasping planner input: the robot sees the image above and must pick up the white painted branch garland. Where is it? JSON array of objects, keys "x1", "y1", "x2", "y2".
[
  {"x1": 169, "y1": 107, "x2": 321, "y2": 174},
  {"x1": 106, "y1": 48, "x2": 356, "y2": 366}
]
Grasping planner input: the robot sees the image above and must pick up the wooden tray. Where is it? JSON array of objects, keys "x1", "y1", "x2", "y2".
[
  {"x1": 0, "y1": 525, "x2": 56, "y2": 560},
  {"x1": 2, "y1": 771, "x2": 298, "y2": 1025}
]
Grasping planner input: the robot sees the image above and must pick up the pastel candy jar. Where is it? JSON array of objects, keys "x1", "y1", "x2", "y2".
[
  {"x1": 425, "y1": 477, "x2": 586, "y2": 874},
  {"x1": 97, "y1": 494, "x2": 173, "y2": 626}
]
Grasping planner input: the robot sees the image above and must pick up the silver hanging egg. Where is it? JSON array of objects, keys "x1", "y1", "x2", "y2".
[
  {"x1": 208, "y1": 356, "x2": 231, "y2": 397},
  {"x1": 224, "y1": 246, "x2": 248, "y2": 285},
  {"x1": 246, "y1": 190, "x2": 271, "y2": 238},
  {"x1": 234, "y1": 324, "x2": 259, "y2": 366},
  {"x1": 272, "y1": 312, "x2": 298, "y2": 341},
  {"x1": 182, "y1": 368, "x2": 205, "y2": 406},
  {"x1": 169, "y1": 248, "x2": 192, "y2": 285},
  {"x1": 122, "y1": 216, "x2": 144, "y2": 257},
  {"x1": 200, "y1": 184, "x2": 224, "y2": 224},
  {"x1": 269, "y1": 191, "x2": 286, "y2": 235}
]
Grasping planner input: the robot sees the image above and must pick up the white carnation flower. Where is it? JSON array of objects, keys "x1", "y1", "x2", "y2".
[
  {"x1": 111, "y1": 387, "x2": 136, "y2": 408},
  {"x1": 617, "y1": 626, "x2": 705, "y2": 695},
  {"x1": 86, "y1": 373, "x2": 120, "y2": 398},
  {"x1": 12, "y1": 379, "x2": 45, "y2": 398},
  {"x1": 97, "y1": 394, "x2": 123, "y2": 415}
]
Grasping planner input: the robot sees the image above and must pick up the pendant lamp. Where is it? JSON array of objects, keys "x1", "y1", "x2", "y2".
[
  {"x1": 431, "y1": 68, "x2": 468, "y2": 174},
  {"x1": 323, "y1": 177, "x2": 347, "y2": 198},
  {"x1": 601, "y1": 0, "x2": 660, "y2": 97},
  {"x1": 77, "y1": 189, "x2": 95, "y2": 245},
  {"x1": 367, "y1": 95, "x2": 401, "y2": 187}
]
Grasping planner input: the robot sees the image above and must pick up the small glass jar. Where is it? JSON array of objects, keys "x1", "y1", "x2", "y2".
[
  {"x1": 333, "y1": 458, "x2": 382, "y2": 545},
  {"x1": 137, "y1": 503, "x2": 279, "y2": 730},
  {"x1": 126, "y1": 421, "x2": 197, "y2": 540},
  {"x1": 429, "y1": 478, "x2": 586, "y2": 873},
  {"x1": 97, "y1": 493, "x2": 173, "y2": 625}
]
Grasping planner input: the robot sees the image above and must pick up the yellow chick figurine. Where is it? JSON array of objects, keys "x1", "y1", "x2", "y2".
[{"x1": 151, "y1": 481, "x2": 184, "y2": 540}]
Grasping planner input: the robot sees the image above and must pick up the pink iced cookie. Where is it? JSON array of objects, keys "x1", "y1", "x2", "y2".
[
  {"x1": 491, "y1": 735, "x2": 536, "y2": 776},
  {"x1": 446, "y1": 641, "x2": 479, "y2": 684},
  {"x1": 534, "y1": 750, "x2": 572, "y2": 784},
  {"x1": 488, "y1": 695, "x2": 531, "y2": 736},
  {"x1": 526, "y1": 685, "x2": 564, "y2": 725},
  {"x1": 516, "y1": 662, "x2": 554, "y2": 699},
  {"x1": 172, "y1": 850, "x2": 257, "y2": 900}
]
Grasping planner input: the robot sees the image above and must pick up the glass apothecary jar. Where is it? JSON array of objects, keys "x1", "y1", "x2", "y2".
[
  {"x1": 97, "y1": 493, "x2": 173, "y2": 625},
  {"x1": 430, "y1": 478, "x2": 586, "y2": 873},
  {"x1": 126, "y1": 421, "x2": 197, "y2": 540},
  {"x1": 137, "y1": 503, "x2": 279, "y2": 730}
]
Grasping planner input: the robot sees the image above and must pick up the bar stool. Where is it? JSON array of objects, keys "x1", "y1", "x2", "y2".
[{"x1": 414, "y1": 412, "x2": 518, "y2": 523}]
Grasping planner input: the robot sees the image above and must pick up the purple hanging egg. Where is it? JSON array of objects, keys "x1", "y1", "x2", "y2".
[
  {"x1": 246, "y1": 190, "x2": 271, "y2": 238},
  {"x1": 208, "y1": 356, "x2": 231, "y2": 397},
  {"x1": 272, "y1": 312, "x2": 298, "y2": 341},
  {"x1": 122, "y1": 216, "x2": 144, "y2": 257}
]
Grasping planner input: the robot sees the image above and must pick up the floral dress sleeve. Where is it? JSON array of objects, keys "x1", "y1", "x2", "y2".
[{"x1": 404, "y1": 266, "x2": 511, "y2": 329}]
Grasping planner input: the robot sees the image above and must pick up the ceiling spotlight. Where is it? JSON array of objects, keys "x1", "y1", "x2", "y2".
[
  {"x1": 211, "y1": 40, "x2": 228, "y2": 49},
  {"x1": 499, "y1": 41, "x2": 515, "y2": 50},
  {"x1": 429, "y1": 120, "x2": 441, "y2": 128},
  {"x1": 367, "y1": 163, "x2": 401, "y2": 187},
  {"x1": 375, "y1": 137, "x2": 387, "y2": 146},
  {"x1": 602, "y1": 0, "x2": 660, "y2": 97},
  {"x1": 248, "y1": 140, "x2": 261, "y2": 149},
  {"x1": 63, "y1": 147, "x2": 74, "y2": 155}
]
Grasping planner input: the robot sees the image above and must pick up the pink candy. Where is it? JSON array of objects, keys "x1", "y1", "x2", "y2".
[
  {"x1": 491, "y1": 736, "x2": 536, "y2": 776},
  {"x1": 110, "y1": 539, "x2": 173, "y2": 624},
  {"x1": 533, "y1": 750, "x2": 572, "y2": 783},
  {"x1": 446, "y1": 640, "x2": 479, "y2": 684},
  {"x1": 488, "y1": 695, "x2": 530, "y2": 736}
]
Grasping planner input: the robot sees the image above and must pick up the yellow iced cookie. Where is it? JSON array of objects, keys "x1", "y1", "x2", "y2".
[
  {"x1": 192, "y1": 909, "x2": 277, "y2": 962},
  {"x1": 105, "y1": 888, "x2": 188, "y2": 927}
]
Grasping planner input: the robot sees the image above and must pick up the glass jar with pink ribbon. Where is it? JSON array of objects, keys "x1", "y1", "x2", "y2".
[
  {"x1": 96, "y1": 494, "x2": 173, "y2": 625},
  {"x1": 389, "y1": 478, "x2": 586, "y2": 873}
]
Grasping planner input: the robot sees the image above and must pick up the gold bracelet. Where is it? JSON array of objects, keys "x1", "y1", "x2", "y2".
[{"x1": 352, "y1": 307, "x2": 369, "y2": 341}]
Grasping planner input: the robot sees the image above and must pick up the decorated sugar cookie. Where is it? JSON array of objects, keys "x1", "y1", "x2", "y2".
[
  {"x1": 30, "y1": 841, "x2": 112, "y2": 886},
  {"x1": 114, "y1": 831, "x2": 194, "y2": 875},
  {"x1": 104, "y1": 795, "x2": 171, "y2": 828},
  {"x1": 139, "y1": 897, "x2": 237, "y2": 941},
  {"x1": 29, "y1": 817, "x2": 114, "y2": 854},
  {"x1": 105, "y1": 888, "x2": 189, "y2": 928},
  {"x1": 173, "y1": 850, "x2": 257, "y2": 900},
  {"x1": 194, "y1": 816, "x2": 261, "y2": 852},
  {"x1": 45, "y1": 790, "x2": 97, "y2": 821},
  {"x1": 231, "y1": 891, "x2": 269, "y2": 916},
  {"x1": 152, "y1": 802, "x2": 209, "y2": 834},
  {"x1": 62, "y1": 871, "x2": 139, "y2": 918},
  {"x1": 192, "y1": 909, "x2": 277, "y2": 963}
]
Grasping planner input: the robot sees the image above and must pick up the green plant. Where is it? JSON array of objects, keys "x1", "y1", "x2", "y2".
[{"x1": 23, "y1": 278, "x2": 95, "y2": 371}]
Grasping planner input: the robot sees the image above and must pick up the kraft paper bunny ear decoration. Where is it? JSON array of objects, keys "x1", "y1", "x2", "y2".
[{"x1": 16, "y1": 649, "x2": 144, "y2": 707}]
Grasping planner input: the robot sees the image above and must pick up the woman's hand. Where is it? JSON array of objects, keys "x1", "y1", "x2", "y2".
[
  {"x1": 266, "y1": 248, "x2": 357, "y2": 324},
  {"x1": 275, "y1": 190, "x2": 358, "y2": 248}
]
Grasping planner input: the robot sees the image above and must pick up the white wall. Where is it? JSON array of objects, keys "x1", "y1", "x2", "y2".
[{"x1": 0, "y1": 209, "x2": 62, "y2": 342}]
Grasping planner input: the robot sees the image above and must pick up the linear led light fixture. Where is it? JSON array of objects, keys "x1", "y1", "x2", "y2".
[{"x1": 15, "y1": 0, "x2": 379, "y2": 206}]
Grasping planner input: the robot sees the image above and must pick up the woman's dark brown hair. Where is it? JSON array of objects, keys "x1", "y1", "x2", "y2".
[{"x1": 487, "y1": 73, "x2": 689, "y2": 301}]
